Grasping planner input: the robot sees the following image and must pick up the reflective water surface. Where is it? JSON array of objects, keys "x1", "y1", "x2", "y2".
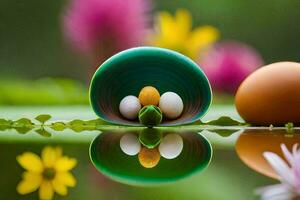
[
  {"x1": 90, "y1": 129, "x2": 212, "y2": 185},
  {"x1": 0, "y1": 127, "x2": 299, "y2": 200},
  {"x1": 236, "y1": 129, "x2": 300, "y2": 179}
]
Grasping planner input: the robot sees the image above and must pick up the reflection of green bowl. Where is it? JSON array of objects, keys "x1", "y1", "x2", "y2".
[
  {"x1": 89, "y1": 130, "x2": 212, "y2": 185},
  {"x1": 89, "y1": 47, "x2": 212, "y2": 126}
]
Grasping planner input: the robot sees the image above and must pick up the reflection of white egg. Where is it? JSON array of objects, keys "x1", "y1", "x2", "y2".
[
  {"x1": 120, "y1": 133, "x2": 141, "y2": 156},
  {"x1": 159, "y1": 133, "x2": 183, "y2": 159}
]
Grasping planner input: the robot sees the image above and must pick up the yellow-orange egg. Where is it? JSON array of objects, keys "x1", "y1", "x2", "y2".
[
  {"x1": 235, "y1": 62, "x2": 300, "y2": 126},
  {"x1": 138, "y1": 147, "x2": 160, "y2": 168},
  {"x1": 138, "y1": 86, "x2": 160, "y2": 106}
]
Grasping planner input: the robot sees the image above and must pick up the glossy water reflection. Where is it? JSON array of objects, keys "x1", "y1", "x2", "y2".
[
  {"x1": 90, "y1": 129, "x2": 212, "y2": 185},
  {"x1": 236, "y1": 129, "x2": 300, "y2": 179},
  {"x1": 0, "y1": 126, "x2": 294, "y2": 199}
]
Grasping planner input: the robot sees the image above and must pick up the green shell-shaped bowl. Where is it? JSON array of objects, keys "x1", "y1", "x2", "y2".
[
  {"x1": 90, "y1": 47, "x2": 212, "y2": 126},
  {"x1": 89, "y1": 130, "x2": 212, "y2": 185}
]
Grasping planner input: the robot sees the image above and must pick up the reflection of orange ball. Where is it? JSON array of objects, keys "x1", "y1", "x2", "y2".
[
  {"x1": 138, "y1": 147, "x2": 160, "y2": 168},
  {"x1": 138, "y1": 86, "x2": 160, "y2": 106}
]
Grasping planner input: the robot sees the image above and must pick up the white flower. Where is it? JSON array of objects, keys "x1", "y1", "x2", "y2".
[{"x1": 256, "y1": 143, "x2": 300, "y2": 200}]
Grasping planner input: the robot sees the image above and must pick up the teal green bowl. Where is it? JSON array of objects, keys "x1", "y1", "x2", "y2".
[
  {"x1": 89, "y1": 130, "x2": 212, "y2": 185},
  {"x1": 89, "y1": 47, "x2": 212, "y2": 126}
]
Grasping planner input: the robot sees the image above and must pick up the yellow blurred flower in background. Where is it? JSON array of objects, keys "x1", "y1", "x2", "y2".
[
  {"x1": 150, "y1": 9, "x2": 220, "y2": 60},
  {"x1": 16, "y1": 146, "x2": 77, "y2": 200}
]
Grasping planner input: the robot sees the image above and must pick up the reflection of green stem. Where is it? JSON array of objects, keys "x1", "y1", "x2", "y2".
[
  {"x1": 285, "y1": 122, "x2": 294, "y2": 134},
  {"x1": 138, "y1": 105, "x2": 162, "y2": 127},
  {"x1": 139, "y1": 128, "x2": 162, "y2": 149}
]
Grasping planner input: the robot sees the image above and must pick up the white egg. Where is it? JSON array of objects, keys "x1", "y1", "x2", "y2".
[
  {"x1": 159, "y1": 92, "x2": 183, "y2": 119},
  {"x1": 158, "y1": 133, "x2": 183, "y2": 159},
  {"x1": 119, "y1": 95, "x2": 141, "y2": 120},
  {"x1": 120, "y1": 133, "x2": 141, "y2": 156}
]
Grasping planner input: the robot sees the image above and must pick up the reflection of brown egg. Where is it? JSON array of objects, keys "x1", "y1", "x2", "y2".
[
  {"x1": 138, "y1": 147, "x2": 160, "y2": 168},
  {"x1": 236, "y1": 130, "x2": 300, "y2": 179}
]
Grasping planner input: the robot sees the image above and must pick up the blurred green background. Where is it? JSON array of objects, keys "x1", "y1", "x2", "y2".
[{"x1": 1, "y1": 0, "x2": 300, "y2": 80}]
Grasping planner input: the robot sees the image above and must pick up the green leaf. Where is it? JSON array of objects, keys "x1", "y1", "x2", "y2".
[
  {"x1": 85, "y1": 118, "x2": 110, "y2": 126},
  {"x1": 12, "y1": 118, "x2": 34, "y2": 134},
  {"x1": 35, "y1": 128, "x2": 51, "y2": 137},
  {"x1": 285, "y1": 122, "x2": 294, "y2": 134},
  {"x1": 0, "y1": 125, "x2": 9, "y2": 131},
  {"x1": 187, "y1": 116, "x2": 247, "y2": 126},
  {"x1": 205, "y1": 116, "x2": 247, "y2": 126},
  {"x1": 35, "y1": 114, "x2": 52, "y2": 124},
  {"x1": 68, "y1": 119, "x2": 85, "y2": 132},
  {"x1": 15, "y1": 126, "x2": 33, "y2": 134},
  {"x1": 0, "y1": 118, "x2": 12, "y2": 131},
  {"x1": 13, "y1": 118, "x2": 33, "y2": 127},
  {"x1": 209, "y1": 129, "x2": 237, "y2": 137},
  {"x1": 67, "y1": 119, "x2": 110, "y2": 132},
  {"x1": 51, "y1": 122, "x2": 66, "y2": 131},
  {"x1": 0, "y1": 118, "x2": 11, "y2": 125}
]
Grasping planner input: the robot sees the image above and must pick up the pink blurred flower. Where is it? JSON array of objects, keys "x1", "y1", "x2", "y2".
[
  {"x1": 63, "y1": 0, "x2": 151, "y2": 66},
  {"x1": 256, "y1": 144, "x2": 300, "y2": 200},
  {"x1": 200, "y1": 41, "x2": 264, "y2": 93}
]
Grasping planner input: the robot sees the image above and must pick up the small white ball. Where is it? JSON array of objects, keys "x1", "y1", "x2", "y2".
[
  {"x1": 119, "y1": 95, "x2": 141, "y2": 120},
  {"x1": 159, "y1": 92, "x2": 183, "y2": 119},
  {"x1": 158, "y1": 133, "x2": 183, "y2": 159},
  {"x1": 120, "y1": 133, "x2": 141, "y2": 156}
]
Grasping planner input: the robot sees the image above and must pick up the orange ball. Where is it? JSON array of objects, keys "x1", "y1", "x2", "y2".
[
  {"x1": 138, "y1": 86, "x2": 160, "y2": 106},
  {"x1": 138, "y1": 147, "x2": 160, "y2": 168}
]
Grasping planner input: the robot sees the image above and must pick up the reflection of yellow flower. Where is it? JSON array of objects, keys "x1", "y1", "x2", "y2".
[
  {"x1": 16, "y1": 146, "x2": 77, "y2": 200},
  {"x1": 150, "y1": 9, "x2": 220, "y2": 60}
]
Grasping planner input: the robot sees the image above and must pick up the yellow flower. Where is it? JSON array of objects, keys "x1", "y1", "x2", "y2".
[
  {"x1": 150, "y1": 9, "x2": 220, "y2": 60},
  {"x1": 16, "y1": 146, "x2": 77, "y2": 200}
]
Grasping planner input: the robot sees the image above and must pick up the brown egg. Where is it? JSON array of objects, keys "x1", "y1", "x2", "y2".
[
  {"x1": 235, "y1": 62, "x2": 300, "y2": 126},
  {"x1": 236, "y1": 130, "x2": 300, "y2": 179}
]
